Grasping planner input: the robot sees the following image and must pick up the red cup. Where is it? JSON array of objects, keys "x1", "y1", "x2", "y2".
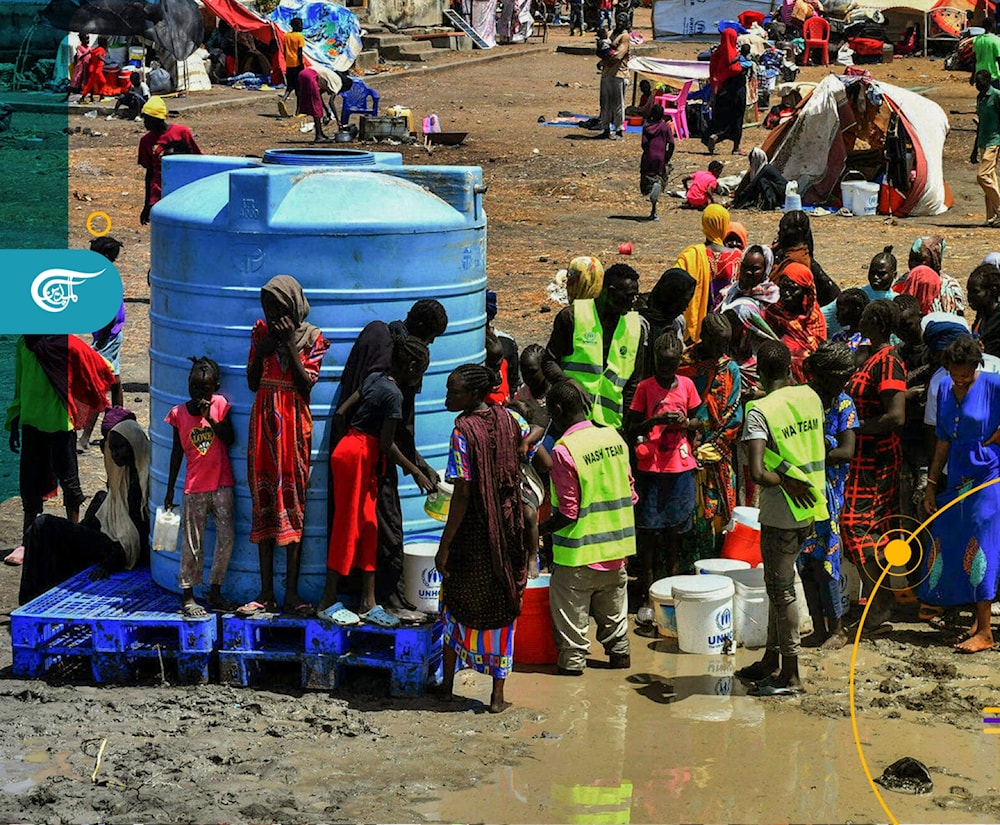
[{"x1": 618, "y1": 242, "x2": 632, "y2": 255}]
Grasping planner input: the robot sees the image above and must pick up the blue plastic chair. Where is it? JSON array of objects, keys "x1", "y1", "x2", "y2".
[{"x1": 339, "y1": 79, "x2": 380, "y2": 125}]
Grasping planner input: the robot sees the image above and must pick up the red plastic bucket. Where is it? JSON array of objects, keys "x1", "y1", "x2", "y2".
[
  {"x1": 514, "y1": 574, "x2": 558, "y2": 666},
  {"x1": 721, "y1": 521, "x2": 762, "y2": 568}
]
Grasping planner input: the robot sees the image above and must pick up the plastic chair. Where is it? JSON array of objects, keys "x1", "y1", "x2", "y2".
[
  {"x1": 338, "y1": 79, "x2": 380, "y2": 125},
  {"x1": 654, "y1": 79, "x2": 694, "y2": 140},
  {"x1": 802, "y1": 16, "x2": 830, "y2": 66}
]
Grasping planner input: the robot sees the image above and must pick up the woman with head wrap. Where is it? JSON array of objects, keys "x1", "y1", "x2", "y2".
[
  {"x1": 19, "y1": 417, "x2": 149, "y2": 604},
  {"x1": 675, "y1": 204, "x2": 742, "y2": 341},
  {"x1": 724, "y1": 221, "x2": 748, "y2": 250},
  {"x1": 721, "y1": 244, "x2": 779, "y2": 309},
  {"x1": 841, "y1": 300, "x2": 907, "y2": 636},
  {"x1": 906, "y1": 235, "x2": 966, "y2": 316},
  {"x1": 800, "y1": 342, "x2": 858, "y2": 649},
  {"x1": 566, "y1": 256, "x2": 605, "y2": 302},
  {"x1": 642, "y1": 267, "x2": 697, "y2": 351},
  {"x1": 242, "y1": 275, "x2": 330, "y2": 617},
  {"x1": 892, "y1": 265, "x2": 942, "y2": 316},
  {"x1": 703, "y1": 28, "x2": 747, "y2": 155},
  {"x1": 729, "y1": 147, "x2": 789, "y2": 211},
  {"x1": 723, "y1": 297, "x2": 779, "y2": 398},
  {"x1": 677, "y1": 313, "x2": 743, "y2": 566},
  {"x1": 772, "y1": 210, "x2": 841, "y2": 307},
  {"x1": 764, "y1": 262, "x2": 827, "y2": 382},
  {"x1": 921, "y1": 335, "x2": 1000, "y2": 652},
  {"x1": 968, "y1": 262, "x2": 1000, "y2": 357}
]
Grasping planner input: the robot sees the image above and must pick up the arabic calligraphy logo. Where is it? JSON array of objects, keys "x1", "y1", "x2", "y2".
[{"x1": 31, "y1": 268, "x2": 104, "y2": 313}]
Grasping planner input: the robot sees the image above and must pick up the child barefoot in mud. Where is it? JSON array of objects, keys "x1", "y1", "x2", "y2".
[
  {"x1": 435, "y1": 364, "x2": 526, "y2": 713},
  {"x1": 737, "y1": 340, "x2": 828, "y2": 695},
  {"x1": 240, "y1": 275, "x2": 330, "y2": 618},
  {"x1": 507, "y1": 398, "x2": 552, "y2": 579},
  {"x1": 164, "y1": 357, "x2": 237, "y2": 617}
]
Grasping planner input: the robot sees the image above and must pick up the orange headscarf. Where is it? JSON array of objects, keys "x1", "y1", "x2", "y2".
[
  {"x1": 892, "y1": 265, "x2": 942, "y2": 315},
  {"x1": 725, "y1": 221, "x2": 748, "y2": 250},
  {"x1": 764, "y1": 262, "x2": 827, "y2": 381}
]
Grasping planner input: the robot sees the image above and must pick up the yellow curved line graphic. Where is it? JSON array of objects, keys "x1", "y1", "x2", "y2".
[{"x1": 849, "y1": 475, "x2": 1000, "y2": 825}]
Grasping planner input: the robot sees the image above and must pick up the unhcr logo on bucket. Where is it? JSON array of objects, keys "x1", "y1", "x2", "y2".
[{"x1": 0, "y1": 250, "x2": 123, "y2": 333}]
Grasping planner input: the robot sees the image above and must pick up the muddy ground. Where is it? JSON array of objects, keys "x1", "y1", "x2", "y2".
[{"x1": 1, "y1": 11, "x2": 1000, "y2": 822}]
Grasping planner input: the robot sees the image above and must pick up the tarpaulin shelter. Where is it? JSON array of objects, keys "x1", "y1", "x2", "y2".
[
  {"x1": 761, "y1": 73, "x2": 951, "y2": 216},
  {"x1": 40, "y1": 0, "x2": 203, "y2": 60},
  {"x1": 651, "y1": 0, "x2": 772, "y2": 39},
  {"x1": 269, "y1": 0, "x2": 362, "y2": 74},
  {"x1": 201, "y1": 0, "x2": 287, "y2": 83}
]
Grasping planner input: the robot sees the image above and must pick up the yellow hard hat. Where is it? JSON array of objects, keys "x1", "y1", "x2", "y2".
[{"x1": 141, "y1": 96, "x2": 168, "y2": 120}]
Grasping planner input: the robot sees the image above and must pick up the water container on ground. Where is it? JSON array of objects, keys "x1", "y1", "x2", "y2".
[
  {"x1": 149, "y1": 148, "x2": 487, "y2": 604},
  {"x1": 726, "y1": 567, "x2": 767, "y2": 648},
  {"x1": 648, "y1": 575, "x2": 692, "y2": 639},
  {"x1": 514, "y1": 573, "x2": 558, "y2": 665},
  {"x1": 696, "y1": 558, "x2": 750, "y2": 576},
  {"x1": 673, "y1": 574, "x2": 735, "y2": 655}
]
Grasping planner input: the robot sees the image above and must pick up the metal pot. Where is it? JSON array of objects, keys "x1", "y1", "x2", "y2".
[{"x1": 334, "y1": 130, "x2": 353, "y2": 143}]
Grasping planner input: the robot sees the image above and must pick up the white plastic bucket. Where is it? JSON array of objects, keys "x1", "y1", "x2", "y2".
[
  {"x1": 841, "y1": 180, "x2": 879, "y2": 216},
  {"x1": 151, "y1": 506, "x2": 181, "y2": 553},
  {"x1": 697, "y1": 558, "x2": 751, "y2": 576},
  {"x1": 674, "y1": 574, "x2": 735, "y2": 654},
  {"x1": 726, "y1": 567, "x2": 768, "y2": 648},
  {"x1": 648, "y1": 575, "x2": 692, "y2": 638},
  {"x1": 403, "y1": 542, "x2": 442, "y2": 612}
]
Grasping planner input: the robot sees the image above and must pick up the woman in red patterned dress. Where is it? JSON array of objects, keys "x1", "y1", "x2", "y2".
[{"x1": 240, "y1": 275, "x2": 330, "y2": 617}]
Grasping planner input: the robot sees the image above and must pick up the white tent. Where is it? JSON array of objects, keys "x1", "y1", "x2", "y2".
[
  {"x1": 763, "y1": 73, "x2": 950, "y2": 216},
  {"x1": 651, "y1": 0, "x2": 771, "y2": 39}
]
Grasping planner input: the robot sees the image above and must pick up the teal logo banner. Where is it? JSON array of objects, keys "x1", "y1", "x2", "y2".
[{"x1": 0, "y1": 250, "x2": 123, "y2": 333}]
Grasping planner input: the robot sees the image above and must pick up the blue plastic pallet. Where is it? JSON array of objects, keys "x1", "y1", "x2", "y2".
[
  {"x1": 11, "y1": 568, "x2": 217, "y2": 684},
  {"x1": 218, "y1": 615, "x2": 443, "y2": 696}
]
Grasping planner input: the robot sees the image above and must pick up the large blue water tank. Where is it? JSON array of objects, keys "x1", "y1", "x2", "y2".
[{"x1": 148, "y1": 149, "x2": 487, "y2": 604}]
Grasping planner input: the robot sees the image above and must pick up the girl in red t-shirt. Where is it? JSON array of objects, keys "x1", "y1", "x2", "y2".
[{"x1": 164, "y1": 356, "x2": 237, "y2": 617}]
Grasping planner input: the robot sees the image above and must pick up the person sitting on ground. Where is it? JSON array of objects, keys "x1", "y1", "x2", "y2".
[
  {"x1": 640, "y1": 104, "x2": 675, "y2": 221},
  {"x1": 625, "y1": 79, "x2": 655, "y2": 117},
  {"x1": 5, "y1": 335, "x2": 116, "y2": 568},
  {"x1": 164, "y1": 357, "x2": 237, "y2": 617},
  {"x1": 737, "y1": 339, "x2": 828, "y2": 695},
  {"x1": 728, "y1": 147, "x2": 788, "y2": 211},
  {"x1": 113, "y1": 71, "x2": 149, "y2": 120},
  {"x1": 20, "y1": 416, "x2": 149, "y2": 605},
  {"x1": 895, "y1": 22, "x2": 918, "y2": 55},
  {"x1": 682, "y1": 161, "x2": 725, "y2": 209}
]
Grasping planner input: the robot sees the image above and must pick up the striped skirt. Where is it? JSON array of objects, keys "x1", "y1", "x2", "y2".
[{"x1": 441, "y1": 603, "x2": 515, "y2": 679}]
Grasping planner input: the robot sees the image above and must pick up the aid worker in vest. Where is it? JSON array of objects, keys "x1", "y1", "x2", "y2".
[
  {"x1": 542, "y1": 264, "x2": 645, "y2": 430},
  {"x1": 540, "y1": 379, "x2": 637, "y2": 675},
  {"x1": 736, "y1": 340, "x2": 828, "y2": 697}
]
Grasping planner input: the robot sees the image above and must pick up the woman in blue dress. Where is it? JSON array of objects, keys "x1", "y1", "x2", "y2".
[{"x1": 922, "y1": 335, "x2": 1000, "y2": 653}]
